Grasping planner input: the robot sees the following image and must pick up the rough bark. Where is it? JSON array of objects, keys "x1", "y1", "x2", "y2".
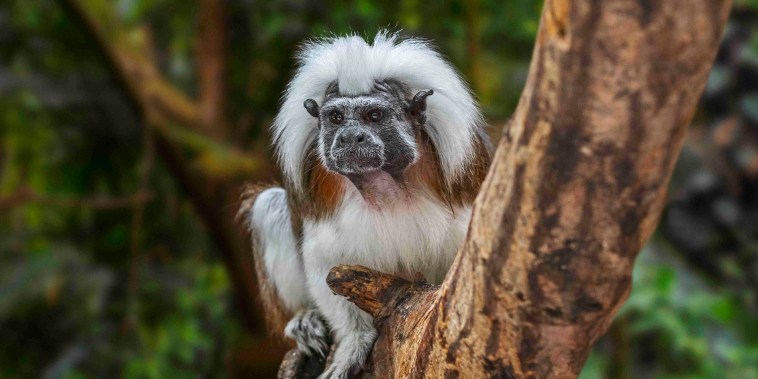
[{"x1": 282, "y1": 0, "x2": 732, "y2": 378}]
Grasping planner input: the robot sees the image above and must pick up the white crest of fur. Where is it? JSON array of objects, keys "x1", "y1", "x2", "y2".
[{"x1": 273, "y1": 30, "x2": 484, "y2": 192}]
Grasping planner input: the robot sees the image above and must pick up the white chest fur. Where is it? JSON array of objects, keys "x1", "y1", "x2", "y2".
[{"x1": 301, "y1": 185, "x2": 471, "y2": 284}]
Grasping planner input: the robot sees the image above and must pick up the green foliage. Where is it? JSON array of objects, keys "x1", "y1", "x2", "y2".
[
  {"x1": 122, "y1": 264, "x2": 233, "y2": 379},
  {"x1": 581, "y1": 242, "x2": 758, "y2": 379},
  {"x1": 735, "y1": 0, "x2": 758, "y2": 9},
  {"x1": 1, "y1": 2, "x2": 233, "y2": 376}
]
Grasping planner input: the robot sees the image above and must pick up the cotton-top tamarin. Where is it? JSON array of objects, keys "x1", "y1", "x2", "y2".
[{"x1": 241, "y1": 31, "x2": 491, "y2": 379}]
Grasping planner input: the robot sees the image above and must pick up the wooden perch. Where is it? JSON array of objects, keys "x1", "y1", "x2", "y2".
[
  {"x1": 327, "y1": 265, "x2": 436, "y2": 320},
  {"x1": 282, "y1": 0, "x2": 732, "y2": 378},
  {"x1": 327, "y1": 265, "x2": 412, "y2": 318}
]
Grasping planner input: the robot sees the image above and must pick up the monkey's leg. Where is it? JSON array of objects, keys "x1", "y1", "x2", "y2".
[
  {"x1": 250, "y1": 188, "x2": 330, "y2": 356},
  {"x1": 305, "y1": 261, "x2": 377, "y2": 379}
]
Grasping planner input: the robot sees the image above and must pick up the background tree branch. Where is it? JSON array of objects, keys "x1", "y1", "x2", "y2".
[
  {"x1": 197, "y1": 0, "x2": 227, "y2": 138},
  {"x1": 57, "y1": 0, "x2": 274, "y2": 335},
  {"x1": 0, "y1": 187, "x2": 153, "y2": 210}
]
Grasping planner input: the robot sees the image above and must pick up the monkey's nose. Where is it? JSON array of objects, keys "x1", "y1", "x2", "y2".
[{"x1": 336, "y1": 129, "x2": 369, "y2": 149}]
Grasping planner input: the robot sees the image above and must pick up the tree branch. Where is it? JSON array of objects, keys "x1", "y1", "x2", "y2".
[
  {"x1": 327, "y1": 265, "x2": 434, "y2": 319},
  {"x1": 57, "y1": 0, "x2": 273, "y2": 335},
  {"x1": 0, "y1": 187, "x2": 153, "y2": 210},
  {"x1": 197, "y1": 0, "x2": 227, "y2": 137},
  {"x1": 57, "y1": 0, "x2": 260, "y2": 181},
  {"x1": 124, "y1": 123, "x2": 156, "y2": 331}
]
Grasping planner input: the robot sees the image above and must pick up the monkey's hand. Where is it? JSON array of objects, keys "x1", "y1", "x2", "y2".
[
  {"x1": 318, "y1": 363, "x2": 364, "y2": 379},
  {"x1": 317, "y1": 326, "x2": 376, "y2": 379},
  {"x1": 285, "y1": 309, "x2": 331, "y2": 357}
]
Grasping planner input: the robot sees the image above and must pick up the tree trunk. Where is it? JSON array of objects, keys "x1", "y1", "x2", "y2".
[{"x1": 282, "y1": 0, "x2": 732, "y2": 377}]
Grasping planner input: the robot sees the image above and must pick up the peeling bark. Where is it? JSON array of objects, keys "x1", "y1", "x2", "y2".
[{"x1": 281, "y1": 0, "x2": 732, "y2": 378}]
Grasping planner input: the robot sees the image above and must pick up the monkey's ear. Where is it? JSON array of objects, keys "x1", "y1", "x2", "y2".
[
  {"x1": 409, "y1": 89, "x2": 434, "y2": 126},
  {"x1": 304, "y1": 99, "x2": 320, "y2": 118}
]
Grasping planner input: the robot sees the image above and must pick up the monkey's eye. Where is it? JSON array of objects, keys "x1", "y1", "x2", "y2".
[
  {"x1": 367, "y1": 109, "x2": 383, "y2": 122},
  {"x1": 328, "y1": 111, "x2": 344, "y2": 125}
]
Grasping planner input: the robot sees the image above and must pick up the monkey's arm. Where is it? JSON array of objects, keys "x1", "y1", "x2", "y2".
[
  {"x1": 241, "y1": 186, "x2": 329, "y2": 356},
  {"x1": 303, "y1": 243, "x2": 377, "y2": 379}
]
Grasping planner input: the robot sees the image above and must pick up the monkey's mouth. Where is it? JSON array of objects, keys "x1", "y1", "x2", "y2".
[{"x1": 330, "y1": 149, "x2": 384, "y2": 175}]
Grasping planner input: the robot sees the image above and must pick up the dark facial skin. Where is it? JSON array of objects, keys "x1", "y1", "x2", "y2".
[{"x1": 304, "y1": 81, "x2": 432, "y2": 189}]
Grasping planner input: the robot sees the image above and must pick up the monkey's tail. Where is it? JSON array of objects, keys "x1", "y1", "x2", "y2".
[{"x1": 239, "y1": 184, "x2": 309, "y2": 337}]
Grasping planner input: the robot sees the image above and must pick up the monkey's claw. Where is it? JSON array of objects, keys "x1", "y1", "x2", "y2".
[{"x1": 285, "y1": 309, "x2": 331, "y2": 357}]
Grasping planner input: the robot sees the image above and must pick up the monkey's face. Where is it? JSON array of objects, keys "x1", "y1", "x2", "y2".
[
  {"x1": 317, "y1": 96, "x2": 414, "y2": 177},
  {"x1": 307, "y1": 81, "x2": 432, "y2": 181}
]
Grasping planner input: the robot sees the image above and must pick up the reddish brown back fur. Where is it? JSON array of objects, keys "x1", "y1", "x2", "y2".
[
  {"x1": 406, "y1": 129, "x2": 492, "y2": 210},
  {"x1": 288, "y1": 146, "x2": 346, "y2": 225}
]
